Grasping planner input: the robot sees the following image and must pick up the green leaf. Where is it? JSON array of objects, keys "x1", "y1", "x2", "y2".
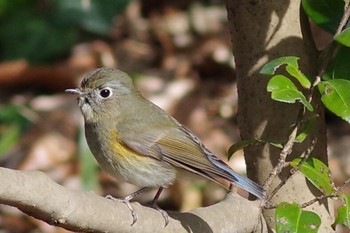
[
  {"x1": 228, "y1": 140, "x2": 260, "y2": 160},
  {"x1": 335, "y1": 194, "x2": 350, "y2": 227},
  {"x1": 318, "y1": 79, "x2": 350, "y2": 123},
  {"x1": 276, "y1": 202, "x2": 321, "y2": 233},
  {"x1": 323, "y1": 46, "x2": 350, "y2": 81},
  {"x1": 302, "y1": 0, "x2": 344, "y2": 34},
  {"x1": 295, "y1": 115, "x2": 318, "y2": 143},
  {"x1": 227, "y1": 139, "x2": 283, "y2": 160},
  {"x1": 269, "y1": 142, "x2": 284, "y2": 149},
  {"x1": 290, "y1": 158, "x2": 335, "y2": 195},
  {"x1": 334, "y1": 28, "x2": 350, "y2": 47},
  {"x1": 261, "y1": 56, "x2": 299, "y2": 75},
  {"x1": 267, "y1": 75, "x2": 314, "y2": 111},
  {"x1": 260, "y1": 56, "x2": 311, "y2": 88},
  {"x1": 285, "y1": 65, "x2": 311, "y2": 89}
]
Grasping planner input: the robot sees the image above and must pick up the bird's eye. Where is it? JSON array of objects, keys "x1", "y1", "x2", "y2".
[{"x1": 99, "y1": 88, "x2": 113, "y2": 99}]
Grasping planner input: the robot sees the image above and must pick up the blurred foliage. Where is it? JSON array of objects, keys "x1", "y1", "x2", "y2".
[
  {"x1": 0, "y1": 104, "x2": 32, "y2": 156},
  {"x1": 78, "y1": 129, "x2": 99, "y2": 191},
  {"x1": 0, "y1": 0, "x2": 130, "y2": 64}
]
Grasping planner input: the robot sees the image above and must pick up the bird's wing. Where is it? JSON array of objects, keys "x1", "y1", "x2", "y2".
[{"x1": 119, "y1": 123, "x2": 232, "y2": 184}]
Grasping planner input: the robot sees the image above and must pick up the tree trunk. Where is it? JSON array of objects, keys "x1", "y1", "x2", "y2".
[{"x1": 225, "y1": 0, "x2": 333, "y2": 232}]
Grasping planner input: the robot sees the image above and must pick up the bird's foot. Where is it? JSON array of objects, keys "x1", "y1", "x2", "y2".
[
  {"x1": 105, "y1": 194, "x2": 138, "y2": 226},
  {"x1": 151, "y1": 202, "x2": 169, "y2": 227}
]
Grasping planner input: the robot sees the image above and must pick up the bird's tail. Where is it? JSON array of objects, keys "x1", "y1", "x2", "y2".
[
  {"x1": 227, "y1": 169, "x2": 266, "y2": 200},
  {"x1": 207, "y1": 155, "x2": 266, "y2": 199},
  {"x1": 180, "y1": 125, "x2": 266, "y2": 199}
]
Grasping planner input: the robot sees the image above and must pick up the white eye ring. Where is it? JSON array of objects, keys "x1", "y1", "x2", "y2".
[{"x1": 99, "y1": 87, "x2": 113, "y2": 99}]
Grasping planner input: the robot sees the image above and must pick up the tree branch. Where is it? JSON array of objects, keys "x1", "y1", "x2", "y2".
[{"x1": 0, "y1": 167, "x2": 267, "y2": 233}]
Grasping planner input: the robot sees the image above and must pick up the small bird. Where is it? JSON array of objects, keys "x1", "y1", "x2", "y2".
[{"x1": 66, "y1": 68, "x2": 265, "y2": 226}]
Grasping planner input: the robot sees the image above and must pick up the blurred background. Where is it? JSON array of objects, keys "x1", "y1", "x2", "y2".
[{"x1": 0, "y1": 0, "x2": 349, "y2": 232}]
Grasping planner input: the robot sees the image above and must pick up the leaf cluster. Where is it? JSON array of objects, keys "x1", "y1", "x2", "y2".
[{"x1": 0, "y1": 0, "x2": 130, "y2": 64}]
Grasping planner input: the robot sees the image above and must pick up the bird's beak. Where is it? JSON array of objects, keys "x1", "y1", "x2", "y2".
[{"x1": 65, "y1": 88, "x2": 83, "y2": 95}]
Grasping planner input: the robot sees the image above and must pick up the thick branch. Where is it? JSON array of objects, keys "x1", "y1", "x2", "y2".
[{"x1": 0, "y1": 167, "x2": 267, "y2": 233}]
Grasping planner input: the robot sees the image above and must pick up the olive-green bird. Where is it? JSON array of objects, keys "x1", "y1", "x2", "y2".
[{"x1": 66, "y1": 68, "x2": 265, "y2": 226}]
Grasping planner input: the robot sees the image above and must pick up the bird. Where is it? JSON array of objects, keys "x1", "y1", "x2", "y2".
[{"x1": 66, "y1": 67, "x2": 266, "y2": 226}]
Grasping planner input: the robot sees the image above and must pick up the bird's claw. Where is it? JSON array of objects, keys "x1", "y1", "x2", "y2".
[
  {"x1": 151, "y1": 203, "x2": 169, "y2": 227},
  {"x1": 105, "y1": 194, "x2": 138, "y2": 226}
]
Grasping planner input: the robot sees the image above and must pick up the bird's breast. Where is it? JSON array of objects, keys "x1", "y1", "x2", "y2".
[{"x1": 85, "y1": 124, "x2": 176, "y2": 187}]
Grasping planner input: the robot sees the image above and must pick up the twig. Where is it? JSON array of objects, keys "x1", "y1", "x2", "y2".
[
  {"x1": 290, "y1": 138, "x2": 317, "y2": 174},
  {"x1": 263, "y1": 123, "x2": 299, "y2": 191},
  {"x1": 315, "y1": 2, "x2": 350, "y2": 82},
  {"x1": 338, "y1": 177, "x2": 350, "y2": 191},
  {"x1": 267, "y1": 163, "x2": 290, "y2": 199},
  {"x1": 336, "y1": 2, "x2": 350, "y2": 36},
  {"x1": 268, "y1": 138, "x2": 317, "y2": 199},
  {"x1": 264, "y1": 202, "x2": 277, "y2": 209},
  {"x1": 267, "y1": 193, "x2": 338, "y2": 210},
  {"x1": 300, "y1": 194, "x2": 337, "y2": 208}
]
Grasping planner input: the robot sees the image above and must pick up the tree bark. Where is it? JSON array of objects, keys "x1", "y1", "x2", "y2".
[
  {"x1": 0, "y1": 167, "x2": 267, "y2": 233},
  {"x1": 226, "y1": 0, "x2": 333, "y2": 232}
]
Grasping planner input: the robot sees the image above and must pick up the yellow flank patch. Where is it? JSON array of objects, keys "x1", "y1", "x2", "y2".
[
  {"x1": 107, "y1": 131, "x2": 176, "y2": 187},
  {"x1": 110, "y1": 131, "x2": 139, "y2": 157},
  {"x1": 109, "y1": 131, "x2": 153, "y2": 168}
]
